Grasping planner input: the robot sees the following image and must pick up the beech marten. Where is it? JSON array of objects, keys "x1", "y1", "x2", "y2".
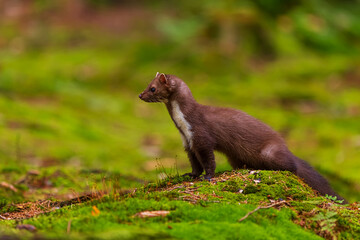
[{"x1": 139, "y1": 72, "x2": 346, "y2": 202}]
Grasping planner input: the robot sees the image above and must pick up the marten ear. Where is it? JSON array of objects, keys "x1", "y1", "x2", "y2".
[
  {"x1": 155, "y1": 72, "x2": 160, "y2": 77},
  {"x1": 159, "y1": 73, "x2": 168, "y2": 85}
]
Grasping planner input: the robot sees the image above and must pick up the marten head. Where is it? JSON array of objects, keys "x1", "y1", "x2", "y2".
[{"x1": 139, "y1": 72, "x2": 175, "y2": 103}]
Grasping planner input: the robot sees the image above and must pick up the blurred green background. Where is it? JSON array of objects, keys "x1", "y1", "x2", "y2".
[{"x1": 0, "y1": 0, "x2": 359, "y2": 201}]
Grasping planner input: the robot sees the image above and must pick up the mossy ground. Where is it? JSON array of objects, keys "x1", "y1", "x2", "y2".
[
  {"x1": 1, "y1": 1, "x2": 360, "y2": 239},
  {"x1": 0, "y1": 170, "x2": 359, "y2": 240}
]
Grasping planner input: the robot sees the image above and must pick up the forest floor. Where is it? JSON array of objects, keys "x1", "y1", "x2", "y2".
[
  {"x1": 1, "y1": 2, "x2": 360, "y2": 239},
  {"x1": 0, "y1": 169, "x2": 359, "y2": 240}
]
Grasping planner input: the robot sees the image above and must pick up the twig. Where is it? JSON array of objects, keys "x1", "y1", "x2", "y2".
[
  {"x1": 67, "y1": 220, "x2": 72, "y2": 234},
  {"x1": 0, "y1": 181, "x2": 18, "y2": 192},
  {"x1": 238, "y1": 200, "x2": 287, "y2": 222},
  {"x1": 0, "y1": 215, "x2": 9, "y2": 220}
]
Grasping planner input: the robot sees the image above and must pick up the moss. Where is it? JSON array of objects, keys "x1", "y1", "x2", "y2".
[
  {"x1": 244, "y1": 184, "x2": 261, "y2": 194},
  {"x1": 221, "y1": 180, "x2": 241, "y2": 193},
  {"x1": 1, "y1": 170, "x2": 359, "y2": 239}
]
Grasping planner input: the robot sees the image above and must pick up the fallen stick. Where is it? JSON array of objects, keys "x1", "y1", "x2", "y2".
[
  {"x1": 67, "y1": 220, "x2": 72, "y2": 234},
  {"x1": 0, "y1": 215, "x2": 10, "y2": 220},
  {"x1": 238, "y1": 200, "x2": 287, "y2": 222},
  {"x1": 0, "y1": 181, "x2": 18, "y2": 192}
]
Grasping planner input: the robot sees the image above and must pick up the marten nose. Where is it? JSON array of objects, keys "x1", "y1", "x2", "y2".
[{"x1": 139, "y1": 93, "x2": 143, "y2": 99}]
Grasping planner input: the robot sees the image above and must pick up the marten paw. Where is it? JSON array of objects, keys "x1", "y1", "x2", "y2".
[
  {"x1": 202, "y1": 175, "x2": 213, "y2": 182},
  {"x1": 182, "y1": 173, "x2": 200, "y2": 179}
]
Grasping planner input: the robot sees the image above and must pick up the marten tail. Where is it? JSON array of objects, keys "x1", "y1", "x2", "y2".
[{"x1": 293, "y1": 156, "x2": 347, "y2": 204}]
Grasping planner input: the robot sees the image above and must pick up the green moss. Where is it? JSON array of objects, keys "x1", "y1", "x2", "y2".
[
  {"x1": 244, "y1": 184, "x2": 260, "y2": 194},
  {"x1": 1, "y1": 170, "x2": 359, "y2": 239},
  {"x1": 222, "y1": 180, "x2": 241, "y2": 193}
]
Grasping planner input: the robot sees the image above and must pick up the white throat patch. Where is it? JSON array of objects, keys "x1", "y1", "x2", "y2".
[{"x1": 171, "y1": 101, "x2": 193, "y2": 149}]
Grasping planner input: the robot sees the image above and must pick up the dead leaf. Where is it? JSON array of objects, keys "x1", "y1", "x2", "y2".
[
  {"x1": 0, "y1": 181, "x2": 18, "y2": 192},
  {"x1": 27, "y1": 170, "x2": 40, "y2": 176},
  {"x1": 91, "y1": 206, "x2": 100, "y2": 216},
  {"x1": 133, "y1": 210, "x2": 170, "y2": 218}
]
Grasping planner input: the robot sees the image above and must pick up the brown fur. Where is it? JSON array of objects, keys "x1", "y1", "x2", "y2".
[{"x1": 139, "y1": 73, "x2": 346, "y2": 202}]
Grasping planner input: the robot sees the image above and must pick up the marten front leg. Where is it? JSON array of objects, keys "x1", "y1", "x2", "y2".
[
  {"x1": 183, "y1": 148, "x2": 203, "y2": 178},
  {"x1": 194, "y1": 147, "x2": 216, "y2": 180}
]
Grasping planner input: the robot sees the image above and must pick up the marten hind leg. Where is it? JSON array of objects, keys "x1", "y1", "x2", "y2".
[
  {"x1": 226, "y1": 153, "x2": 247, "y2": 170},
  {"x1": 183, "y1": 148, "x2": 203, "y2": 178}
]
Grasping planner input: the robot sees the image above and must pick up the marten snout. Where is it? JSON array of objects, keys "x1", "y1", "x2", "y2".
[
  {"x1": 139, "y1": 92, "x2": 148, "y2": 102},
  {"x1": 138, "y1": 90, "x2": 154, "y2": 102}
]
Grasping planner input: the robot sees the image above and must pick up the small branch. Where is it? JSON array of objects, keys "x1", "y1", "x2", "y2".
[
  {"x1": 0, "y1": 181, "x2": 18, "y2": 192},
  {"x1": 238, "y1": 200, "x2": 287, "y2": 222},
  {"x1": 67, "y1": 220, "x2": 72, "y2": 234},
  {"x1": 0, "y1": 215, "x2": 9, "y2": 220}
]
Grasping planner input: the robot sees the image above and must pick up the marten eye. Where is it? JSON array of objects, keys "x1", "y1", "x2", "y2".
[{"x1": 150, "y1": 87, "x2": 156, "y2": 92}]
